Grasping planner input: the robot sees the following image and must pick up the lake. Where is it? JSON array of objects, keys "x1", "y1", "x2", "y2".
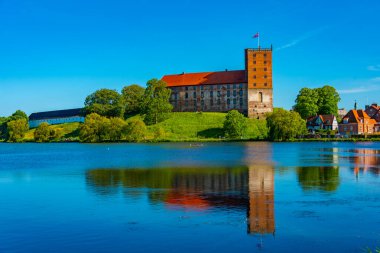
[{"x1": 0, "y1": 142, "x2": 379, "y2": 252}]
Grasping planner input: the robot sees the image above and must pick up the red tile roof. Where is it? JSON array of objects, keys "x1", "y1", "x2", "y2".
[
  {"x1": 342, "y1": 110, "x2": 376, "y2": 124},
  {"x1": 162, "y1": 70, "x2": 247, "y2": 87}
]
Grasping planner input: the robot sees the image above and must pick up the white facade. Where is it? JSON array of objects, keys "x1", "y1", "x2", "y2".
[{"x1": 29, "y1": 116, "x2": 85, "y2": 128}]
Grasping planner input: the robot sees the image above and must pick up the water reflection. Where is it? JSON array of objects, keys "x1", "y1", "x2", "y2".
[
  {"x1": 297, "y1": 167, "x2": 340, "y2": 192},
  {"x1": 352, "y1": 149, "x2": 380, "y2": 176},
  {"x1": 86, "y1": 165, "x2": 275, "y2": 235}
]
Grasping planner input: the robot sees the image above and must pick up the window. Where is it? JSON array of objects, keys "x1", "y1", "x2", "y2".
[
  {"x1": 217, "y1": 91, "x2": 221, "y2": 97},
  {"x1": 264, "y1": 68, "x2": 267, "y2": 71},
  {"x1": 253, "y1": 75, "x2": 256, "y2": 79},
  {"x1": 264, "y1": 83, "x2": 268, "y2": 87},
  {"x1": 233, "y1": 98, "x2": 236, "y2": 105},
  {"x1": 174, "y1": 93, "x2": 178, "y2": 99},
  {"x1": 185, "y1": 92, "x2": 188, "y2": 99},
  {"x1": 210, "y1": 99, "x2": 214, "y2": 106},
  {"x1": 201, "y1": 100, "x2": 204, "y2": 106},
  {"x1": 239, "y1": 89, "x2": 243, "y2": 96},
  {"x1": 264, "y1": 61, "x2": 267, "y2": 64},
  {"x1": 193, "y1": 86, "x2": 196, "y2": 90},
  {"x1": 194, "y1": 100, "x2": 197, "y2": 107},
  {"x1": 233, "y1": 84, "x2": 236, "y2": 89},
  {"x1": 233, "y1": 90, "x2": 236, "y2": 97},
  {"x1": 227, "y1": 84, "x2": 230, "y2": 89},
  {"x1": 253, "y1": 61, "x2": 256, "y2": 64},
  {"x1": 239, "y1": 83, "x2": 243, "y2": 88},
  {"x1": 259, "y1": 92, "x2": 263, "y2": 103},
  {"x1": 253, "y1": 68, "x2": 256, "y2": 71},
  {"x1": 264, "y1": 75, "x2": 267, "y2": 78},
  {"x1": 253, "y1": 54, "x2": 256, "y2": 57},
  {"x1": 227, "y1": 90, "x2": 230, "y2": 97},
  {"x1": 253, "y1": 83, "x2": 256, "y2": 87},
  {"x1": 217, "y1": 85, "x2": 221, "y2": 89},
  {"x1": 227, "y1": 99, "x2": 231, "y2": 105},
  {"x1": 193, "y1": 92, "x2": 196, "y2": 98},
  {"x1": 201, "y1": 92, "x2": 204, "y2": 98},
  {"x1": 210, "y1": 91, "x2": 213, "y2": 97},
  {"x1": 217, "y1": 99, "x2": 221, "y2": 105},
  {"x1": 201, "y1": 85, "x2": 204, "y2": 90},
  {"x1": 264, "y1": 53, "x2": 267, "y2": 57},
  {"x1": 185, "y1": 86, "x2": 189, "y2": 91},
  {"x1": 240, "y1": 98, "x2": 243, "y2": 106}
]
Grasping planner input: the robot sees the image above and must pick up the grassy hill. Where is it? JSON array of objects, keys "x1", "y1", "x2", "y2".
[
  {"x1": 23, "y1": 122, "x2": 81, "y2": 142},
  {"x1": 21, "y1": 112, "x2": 268, "y2": 142}
]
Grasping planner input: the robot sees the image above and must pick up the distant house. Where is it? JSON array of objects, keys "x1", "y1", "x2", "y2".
[
  {"x1": 306, "y1": 114, "x2": 338, "y2": 132},
  {"x1": 338, "y1": 110, "x2": 377, "y2": 136},
  {"x1": 29, "y1": 108, "x2": 85, "y2": 128},
  {"x1": 338, "y1": 108, "x2": 347, "y2": 119},
  {"x1": 365, "y1": 103, "x2": 380, "y2": 133}
]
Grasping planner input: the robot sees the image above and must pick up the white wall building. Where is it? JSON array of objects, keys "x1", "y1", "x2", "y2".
[{"x1": 29, "y1": 108, "x2": 85, "y2": 128}]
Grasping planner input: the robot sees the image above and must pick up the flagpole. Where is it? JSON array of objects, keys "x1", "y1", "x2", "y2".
[{"x1": 258, "y1": 34, "x2": 260, "y2": 48}]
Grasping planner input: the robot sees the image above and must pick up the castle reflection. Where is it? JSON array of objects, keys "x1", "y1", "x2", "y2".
[{"x1": 86, "y1": 165, "x2": 275, "y2": 235}]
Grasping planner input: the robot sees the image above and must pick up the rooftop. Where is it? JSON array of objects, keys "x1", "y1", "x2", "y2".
[
  {"x1": 162, "y1": 70, "x2": 246, "y2": 87},
  {"x1": 29, "y1": 108, "x2": 85, "y2": 121}
]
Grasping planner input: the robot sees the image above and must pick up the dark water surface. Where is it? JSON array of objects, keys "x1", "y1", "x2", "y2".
[{"x1": 0, "y1": 142, "x2": 380, "y2": 252}]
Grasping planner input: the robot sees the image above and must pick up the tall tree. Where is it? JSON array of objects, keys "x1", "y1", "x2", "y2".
[
  {"x1": 85, "y1": 89, "x2": 124, "y2": 118},
  {"x1": 121, "y1": 84, "x2": 145, "y2": 118},
  {"x1": 141, "y1": 79, "x2": 173, "y2": 125},
  {"x1": 266, "y1": 108, "x2": 306, "y2": 141},
  {"x1": 294, "y1": 88, "x2": 319, "y2": 119},
  {"x1": 316, "y1": 85, "x2": 341, "y2": 116}
]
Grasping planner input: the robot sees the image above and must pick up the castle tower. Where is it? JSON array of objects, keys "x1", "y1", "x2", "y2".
[{"x1": 245, "y1": 47, "x2": 273, "y2": 118}]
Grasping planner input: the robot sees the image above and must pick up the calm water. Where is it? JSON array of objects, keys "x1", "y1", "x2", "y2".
[{"x1": 0, "y1": 142, "x2": 380, "y2": 253}]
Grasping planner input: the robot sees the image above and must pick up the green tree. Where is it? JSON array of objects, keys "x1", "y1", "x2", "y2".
[
  {"x1": 9, "y1": 110, "x2": 28, "y2": 121},
  {"x1": 266, "y1": 108, "x2": 306, "y2": 141},
  {"x1": 85, "y1": 89, "x2": 124, "y2": 118},
  {"x1": 316, "y1": 85, "x2": 341, "y2": 116},
  {"x1": 108, "y1": 117, "x2": 127, "y2": 141},
  {"x1": 79, "y1": 113, "x2": 111, "y2": 142},
  {"x1": 141, "y1": 79, "x2": 173, "y2": 125},
  {"x1": 294, "y1": 88, "x2": 319, "y2": 119},
  {"x1": 121, "y1": 84, "x2": 145, "y2": 118},
  {"x1": 7, "y1": 119, "x2": 29, "y2": 142},
  {"x1": 124, "y1": 119, "x2": 147, "y2": 142},
  {"x1": 223, "y1": 110, "x2": 248, "y2": 138}
]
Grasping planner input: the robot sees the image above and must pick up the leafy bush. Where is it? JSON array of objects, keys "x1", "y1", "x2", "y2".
[
  {"x1": 124, "y1": 119, "x2": 147, "y2": 142},
  {"x1": 266, "y1": 108, "x2": 307, "y2": 141},
  {"x1": 223, "y1": 110, "x2": 248, "y2": 139},
  {"x1": 34, "y1": 122, "x2": 62, "y2": 142},
  {"x1": 7, "y1": 119, "x2": 29, "y2": 142}
]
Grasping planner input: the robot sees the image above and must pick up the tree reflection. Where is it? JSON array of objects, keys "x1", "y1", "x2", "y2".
[{"x1": 297, "y1": 167, "x2": 340, "y2": 192}]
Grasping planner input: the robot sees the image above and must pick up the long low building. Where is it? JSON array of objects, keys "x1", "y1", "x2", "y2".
[{"x1": 29, "y1": 108, "x2": 85, "y2": 128}]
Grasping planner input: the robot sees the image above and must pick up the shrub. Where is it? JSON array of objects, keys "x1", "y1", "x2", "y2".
[
  {"x1": 223, "y1": 110, "x2": 248, "y2": 139},
  {"x1": 34, "y1": 122, "x2": 62, "y2": 142},
  {"x1": 124, "y1": 119, "x2": 147, "y2": 142},
  {"x1": 7, "y1": 119, "x2": 29, "y2": 142}
]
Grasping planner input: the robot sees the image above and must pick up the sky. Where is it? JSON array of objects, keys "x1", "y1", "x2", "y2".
[{"x1": 1, "y1": 0, "x2": 380, "y2": 116}]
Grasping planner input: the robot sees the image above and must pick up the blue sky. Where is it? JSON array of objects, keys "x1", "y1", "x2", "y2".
[{"x1": 1, "y1": 0, "x2": 380, "y2": 116}]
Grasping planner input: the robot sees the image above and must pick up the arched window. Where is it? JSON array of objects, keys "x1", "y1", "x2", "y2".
[{"x1": 259, "y1": 92, "x2": 263, "y2": 102}]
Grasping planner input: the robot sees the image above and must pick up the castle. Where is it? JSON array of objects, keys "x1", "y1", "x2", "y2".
[{"x1": 162, "y1": 47, "x2": 273, "y2": 118}]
